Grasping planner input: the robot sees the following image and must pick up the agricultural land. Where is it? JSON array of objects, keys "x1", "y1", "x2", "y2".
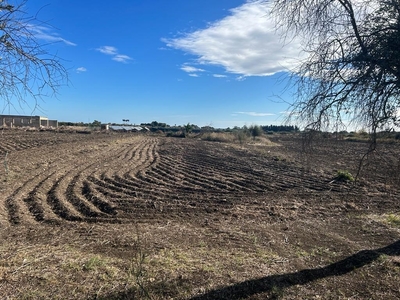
[{"x1": 0, "y1": 129, "x2": 399, "y2": 299}]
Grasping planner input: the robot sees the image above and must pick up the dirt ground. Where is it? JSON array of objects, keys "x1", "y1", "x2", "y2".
[{"x1": 0, "y1": 129, "x2": 399, "y2": 299}]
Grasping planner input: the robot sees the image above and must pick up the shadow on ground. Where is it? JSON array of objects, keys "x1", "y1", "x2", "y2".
[
  {"x1": 190, "y1": 240, "x2": 400, "y2": 299},
  {"x1": 94, "y1": 240, "x2": 400, "y2": 300}
]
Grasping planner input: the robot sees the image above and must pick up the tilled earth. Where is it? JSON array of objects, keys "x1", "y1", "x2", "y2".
[{"x1": 0, "y1": 130, "x2": 399, "y2": 299}]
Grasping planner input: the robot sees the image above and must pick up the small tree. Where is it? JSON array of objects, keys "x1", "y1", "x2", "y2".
[
  {"x1": 249, "y1": 125, "x2": 262, "y2": 140},
  {"x1": 92, "y1": 120, "x2": 101, "y2": 127},
  {"x1": 184, "y1": 123, "x2": 192, "y2": 137},
  {"x1": 0, "y1": 1, "x2": 67, "y2": 110}
]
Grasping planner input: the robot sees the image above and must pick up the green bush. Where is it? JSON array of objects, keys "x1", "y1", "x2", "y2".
[{"x1": 335, "y1": 170, "x2": 354, "y2": 182}]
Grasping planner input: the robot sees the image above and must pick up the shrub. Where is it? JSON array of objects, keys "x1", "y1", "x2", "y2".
[
  {"x1": 249, "y1": 125, "x2": 262, "y2": 140},
  {"x1": 335, "y1": 170, "x2": 354, "y2": 182}
]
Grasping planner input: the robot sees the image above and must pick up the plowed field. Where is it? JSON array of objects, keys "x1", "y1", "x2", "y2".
[{"x1": 0, "y1": 130, "x2": 400, "y2": 299}]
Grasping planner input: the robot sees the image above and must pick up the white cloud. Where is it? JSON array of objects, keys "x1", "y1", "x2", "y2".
[
  {"x1": 236, "y1": 76, "x2": 247, "y2": 81},
  {"x1": 76, "y1": 67, "x2": 87, "y2": 73},
  {"x1": 213, "y1": 74, "x2": 227, "y2": 78},
  {"x1": 96, "y1": 46, "x2": 132, "y2": 63},
  {"x1": 96, "y1": 46, "x2": 118, "y2": 55},
  {"x1": 113, "y1": 54, "x2": 133, "y2": 63},
  {"x1": 188, "y1": 73, "x2": 199, "y2": 77},
  {"x1": 236, "y1": 111, "x2": 275, "y2": 117},
  {"x1": 164, "y1": 0, "x2": 304, "y2": 77},
  {"x1": 30, "y1": 25, "x2": 76, "y2": 46},
  {"x1": 181, "y1": 65, "x2": 205, "y2": 73}
]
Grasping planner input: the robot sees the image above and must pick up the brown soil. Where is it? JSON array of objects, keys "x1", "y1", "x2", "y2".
[{"x1": 0, "y1": 130, "x2": 399, "y2": 299}]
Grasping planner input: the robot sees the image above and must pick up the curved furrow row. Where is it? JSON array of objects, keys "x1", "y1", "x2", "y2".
[
  {"x1": 158, "y1": 140, "x2": 273, "y2": 192},
  {"x1": 86, "y1": 138, "x2": 160, "y2": 201},
  {"x1": 117, "y1": 137, "x2": 148, "y2": 163},
  {"x1": 79, "y1": 137, "x2": 160, "y2": 196},
  {"x1": 112, "y1": 174, "x2": 173, "y2": 196},
  {"x1": 56, "y1": 139, "x2": 142, "y2": 220},
  {"x1": 3, "y1": 133, "x2": 362, "y2": 225},
  {"x1": 129, "y1": 166, "x2": 198, "y2": 191},
  {"x1": 191, "y1": 150, "x2": 335, "y2": 193},
  {"x1": 4, "y1": 166, "x2": 74, "y2": 225},
  {"x1": 46, "y1": 173, "x2": 88, "y2": 222},
  {"x1": 81, "y1": 180, "x2": 118, "y2": 215},
  {"x1": 93, "y1": 174, "x2": 169, "y2": 199},
  {"x1": 184, "y1": 149, "x2": 283, "y2": 178},
  {"x1": 86, "y1": 177, "x2": 127, "y2": 199},
  {"x1": 46, "y1": 178, "x2": 121, "y2": 224},
  {"x1": 161, "y1": 152, "x2": 277, "y2": 193},
  {"x1": 156, "y1": 155, "x2": 236, "y2": 192},
  {"x1": 81, "y1": 137, "x2": 149, "y2": 187},
  {"x1": 159, "y1": 141, "x2": 279, "y2": 190},
  {"x1": 66, "y1": 174, "x2": 111, "y2": 218},
  {"x1": 2, "y1": 136, "x2": 147, "y2": 224},
  {"x1": 57, "y1": 139, "x2": 153, "y2": 221},
  {"x1": 238, "y1": 153, "x2": 348, "y2": 192},
  {"x1": 82, "y1": 137, "x2": 257, "y2": 219},
  {"x1": 6, "y1": 185, "x2": 35, "y2": 225},
  {"x1": 160, "y1": 159, "x2": 249, "y2": 191},
  {"x1": 122, "y1": 138, "x2": 159, "y2": 178},
  {"x1": 99, "y1": 138, "x2": 158, "y2": 182},
  {"x1": 131, "y1": 137, "x2": 159, "y2": 163},
  {"x1": 186, "y1": 159, "x2": 276, "y2": 190},
  {"x1": 44, "y1": 157, "x2": 123, "y2": 223},
  {"x1": 0, "y1": 139, "x2": 50, "y2": 154},
  {"x1": 0, "y1": 144, "x2": 17, "y2": 153},
  {"x1": 121, "y1": 141, "x2": 142, "y2": 161},
  {"x1": 22, "y1": 172, "x2": 60, "y2": 222},
  {"x1": 181, "y1": 142, "x2": 337, "y2": 193}
]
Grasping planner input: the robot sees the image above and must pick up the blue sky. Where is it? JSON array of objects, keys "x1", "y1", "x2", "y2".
[{"x1": 5, "y1": 0, "x2": 304, "y2": 128}]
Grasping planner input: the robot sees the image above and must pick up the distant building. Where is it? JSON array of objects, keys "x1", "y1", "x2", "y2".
[{"x1": 0, "y1": 115, "x2": 58, "y2": 128}]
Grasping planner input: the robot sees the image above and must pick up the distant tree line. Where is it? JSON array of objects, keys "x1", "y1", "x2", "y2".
[
  {"x1": 228, "y1": 124, "x2": 299, "y2": 133},
  {"x1": 59, "y1": 120, "x2": 102, "y2": 127},
  {"x1": 59, "y1": 120, "x2": 299, "y2": 134},
  {"x1": 141, "y1": 121, "x2": 169, "y2": 128},
  {"x1": 261, "y1": 125, "x2": 299, "y2": 132}
]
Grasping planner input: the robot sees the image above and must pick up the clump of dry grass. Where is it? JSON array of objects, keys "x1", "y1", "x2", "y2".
[
  {"x1": 247, "y1": 136, "x2": 278, "y2": 146},
  {"x1": 200, "y1": 131, "x2": 278, "y2": 147},
  {"x1": 200, "y1": 132, "x2": 237, "y2": 143}
]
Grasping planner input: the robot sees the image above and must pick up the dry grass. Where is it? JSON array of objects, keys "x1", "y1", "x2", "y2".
[
  {"x1": 200, "y1": 132, "x2": 278, "y2": 147},
  {"x1": 0, "y1": 221, "x2": 290, "y2": 299},
  {"x1": 2, "y1": 210, "x2": 400, "y2": 300},
  {"x1": 200, "y1": 132, "x2": 237, "y2": 143}
]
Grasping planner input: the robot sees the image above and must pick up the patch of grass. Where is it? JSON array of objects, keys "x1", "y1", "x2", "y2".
[
  {"x1": 82, "y1": 256, "x2": 105, "y2": 271},
  {"x1": 387, "y1": 214, "x2": 400, "y2": 227},
  {"x1": 377, "y1": 254, "x2": 389, "y2": 263},
  {"x1": 270, "y1": 285, "x2": 284, "y2": 299},
  {"x1": 235, "y1": 130, "x2": 249, "y2": 145}
]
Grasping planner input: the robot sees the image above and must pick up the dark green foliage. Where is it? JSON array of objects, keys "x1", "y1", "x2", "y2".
[
  {"x1": 335, "y1": 170, "x2": 354, "y2": 182},
  {"x1": 261, "y1": 125, "x2": 299, "y2": 132}
]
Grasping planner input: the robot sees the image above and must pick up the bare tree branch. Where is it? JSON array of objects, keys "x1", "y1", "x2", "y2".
[
  {"x1": 272, "y1": 0, "x2": 400, "y2": 133},
  {"x1": 0, "y1": 1, "x2": 68, "y2": 112}
]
